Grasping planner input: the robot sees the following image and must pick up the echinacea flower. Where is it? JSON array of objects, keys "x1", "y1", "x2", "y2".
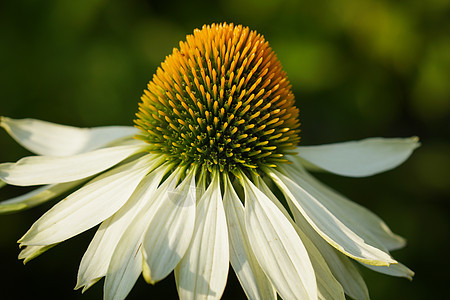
[{"x1": 0, "y1": 23, "x2": 419, "y2": 300}]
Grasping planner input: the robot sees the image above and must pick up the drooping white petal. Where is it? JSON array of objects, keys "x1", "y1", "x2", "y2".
[
  {"x1": 256, "y1": 177, "x2": 344, "y2": 300},
  {"x1": 104, "y1": 167, "x2": 181, "y2": 300},
  {"x1": 297, "y1": 230, "x2": 345, "y2": 300},
  {"x1": 18, "y1": 244, "x2": 57, "y2": 264},
  {"x1": 241, "y1": 174, "x2": 317, "y2": 300},
  {"x1": 141, "y1": 168, "x2": 197, "y2": 284},
  {"x1": 77, "y1": 218, "x2": 114, "y2": 292},
  {"x1": 286, "y1": 196, "x2": 370, "y2": 300},
  {"x1": 0, "y1": 117, "x2": 138, "y2": 156},
  {"x1": 362, "y1": 261, "x2": 414, "y2": 280},
  {"x1": 223, "y1": 174, "x2": 276, "y2": 300},
  {"x1": 267, "y1": 167, "x2": 396, "y2": 266},
  {"x1": 75, "y1": 161, "x2": 167, "y2": 292},
  {"x1": 18, "y1": 154, "x2": 157, "y2": 246},
  {"x1": 0, "y1": 143, "x2": 145, "y2": 186},
  {"x1": 176, "y1": 171, "x2": 229, "y2": 300},
  {"x1": 196, "y1": 167, "x2": 207, "y2": 200},
  {"x1": 325, "y1": 249, "x2": 370, "y2": 300},
  {"x1": 0, "y1": 180, "x2": 86, "y2": 214},
  {"x1": 285, "y1": 164, "x2": 405, "y2": 251},
  {"x1": 294, "y1": 137, "x2": 420, "y2": 177}
]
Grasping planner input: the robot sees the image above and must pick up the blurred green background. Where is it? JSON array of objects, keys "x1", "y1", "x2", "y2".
[{"x1": 0, "y1": 0, "x2": 449, "y2": 299}]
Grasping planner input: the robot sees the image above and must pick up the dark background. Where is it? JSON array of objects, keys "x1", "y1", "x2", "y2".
[{"x1": 1, "y1": 0, "x2": 449, "y2": 299}]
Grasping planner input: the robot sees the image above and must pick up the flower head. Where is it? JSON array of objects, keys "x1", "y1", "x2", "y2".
[{"x1": 0, "y1": 23, "x2": 419, "y2": 300}]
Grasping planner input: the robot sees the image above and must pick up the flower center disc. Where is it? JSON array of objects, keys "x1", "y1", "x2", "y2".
[{"x1": 135, "y1": 23, "x2": 300, "y2": 172}]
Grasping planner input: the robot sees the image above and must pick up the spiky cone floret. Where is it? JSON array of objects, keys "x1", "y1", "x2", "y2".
[{"x1": 135, "y1": 23, "x2": 300, "y2": 173}]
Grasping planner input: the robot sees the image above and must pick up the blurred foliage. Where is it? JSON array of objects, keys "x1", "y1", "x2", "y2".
[{"x1": 0, "y1": 0, "x2": 449, "y2": 299}]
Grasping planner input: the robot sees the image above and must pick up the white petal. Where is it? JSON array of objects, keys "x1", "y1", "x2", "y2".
[
  {"x1": 142, "y1": 168, "x2": 197, "y2": 284},
  {"x1": 176, "y1": 171, "x2": 229, "y2": 300},
  {"x1": 326, "y1": 249, "x2": 370, "y2": 300},
  {"x1": 362, "y1": 262, "x2": 414, "y2": 280},
  {"x1": 267, "y1": 167, "x2": 396, "y2": 266},
  {"x1": 0, "y1": 180, "x2": 85, "y2": 214},
  {"x1": 18, "y1": 244, "x2": 57, "y2": 264},
  {"x1": 286, "y1": 164, "x2": 405, "y2": 251},
  {"x1": 256, "y1": 178, "x2": 344, "y2": 300},
  {"x1": 196, "y1": 168, "x2": 207, "y2": 200},
  {"x1": 287, "y1": 199, "x2": 369, "y2": 300},
  {"x1": 104, "y1": 167, "x2": 180, "y2": 300},
  {"x1": 223, "y1": 174, "x2": 276, "y2": 300},
  {"x1": 1, "y1": 117, "x2": 138, "y2": 156},
  {"x1": 18, "y1": 154, "x2": 158, "y2": 246},
  {"x1": 295, "y1": 137, "x2": 420, "y2": 177},
  {"x1": 77, "y1": 218, "x2": 114, "y2": 292},
  {"x1": 297, "y1": 230, "x2": 345, "y2": 300},
  {"x1": 0, "y1": 143, "x2": 145, "y2": 186},
  {"x1": 75, "y1": 161, "x2": 167, "y2": 292},
  {"x1": 242, "y1": 174, "x2": 317, "y2": 300}
]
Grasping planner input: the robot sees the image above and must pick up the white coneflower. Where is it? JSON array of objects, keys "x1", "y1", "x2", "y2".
[{"x1": 0, "y1": 23, "x2": 419, "y2": 300}]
